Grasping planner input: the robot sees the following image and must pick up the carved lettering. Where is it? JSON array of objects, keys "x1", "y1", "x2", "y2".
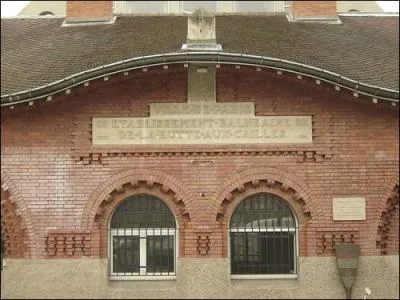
[{"x1": 92, "y1": 103, "x2": 312, "y2": 145}]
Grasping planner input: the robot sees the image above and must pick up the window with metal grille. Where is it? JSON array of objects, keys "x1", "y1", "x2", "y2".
[
  {"x1": 230, "y1": 193, "x2": 297, "y2": 277},
  {"x1": 109, "y1": 194, "x2": 177, "y2": 279}
]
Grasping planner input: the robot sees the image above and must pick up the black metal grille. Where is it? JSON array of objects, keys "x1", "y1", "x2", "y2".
[
  {"x1": 230, "y1": 193, "x2": 297, "y2": 275},
  {"x1": 111, "y1": 194, "x2": 175, "y2": 228},
  {"x1": 1, "y1": 233, "x2": 4, "y2": 270},
  {"x1": 112, "y1": 235, "x2": 140, "y2": 274},
  {"x1": 109, "y1": 194, "x2": 176, "y2": 277}
]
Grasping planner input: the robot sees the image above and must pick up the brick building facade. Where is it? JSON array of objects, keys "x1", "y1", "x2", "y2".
[{"x1": 1, "y1": 1, "x2": 399, "y2": 299}]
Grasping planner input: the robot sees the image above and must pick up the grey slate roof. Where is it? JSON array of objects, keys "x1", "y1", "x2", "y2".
[{"x1": 1, "y1": 15, "x2": 399, "y2": 97}]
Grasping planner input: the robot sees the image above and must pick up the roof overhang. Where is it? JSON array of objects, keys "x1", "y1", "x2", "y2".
[{"x1": 1, "y1": 52, "x2": 399, "y2": 107}]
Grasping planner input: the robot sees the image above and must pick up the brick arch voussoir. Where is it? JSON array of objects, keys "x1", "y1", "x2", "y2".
[
  {"x1": 211, "y1": 167, "x2": 319, "y2": 224},
  {"x1": 1, "y1": 170, "x2": 35, "y2": 258},
  {"x1": 376, "y1": 177, "x2": 399, "y2": 255},
  {"x1": 376, "y1": 175, "x2": 399, "y2": 218},
  {"x1": 82, "y1": 169, "x2": 192, "y2": 230}
]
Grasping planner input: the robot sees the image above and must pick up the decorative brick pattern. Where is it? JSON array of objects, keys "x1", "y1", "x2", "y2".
[
  {"x1": 196, "y1": 233, "x2": 211, "y2": 256},
  {"x1": 212, "y1": 170, "x2": 314, "y2": 257},
  {"x1": 1, "y1": 189, "x2": 27, "y2": 258},
  {"x1": 82, "y1": 168, "x2": 192, "y2": 231},
  {"x1": 213, "y1": 166, "x2": 315, "y2": 223},
  {"x1": 93, "y1": 181, "x2": 190, "y2": 223},
  {"x1": 71, "y1": 66, "x2": 187, "y2": 164},
  {"x1": 297, "y1": 151, "x2": 330, "y2": 163},
  {"x1": 316, "y1": 231, "x2": 359, "y2": 255},
  {"x1": 1, "y1": 64, "x2": 398, "y2": 259},
  {"x1": 376, "y1": 184, "x2": 399, "y2": 255},
  {"x1": 1, "y1": 171, "x2": 33, "y2": 258},
  {"x1": 216, "y1": 179, "x2": 312, "y2": 221},
  {"x1": 70, "y1": 66, "x2": 334, "y2": 164},
  {"x1": 46, "y1": 230, "x2": 91, "y2": 257},
  {"x1": 83, "y1": 175, "x2": 191, "y2": 258},
  {"x1": 75, "y1": 149, "x2": 333, "y2": 164}
]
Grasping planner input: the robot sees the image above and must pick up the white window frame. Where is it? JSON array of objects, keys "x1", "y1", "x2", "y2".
[{"x1": 109, "y1": 228, "x2": 177, "y2": 280}]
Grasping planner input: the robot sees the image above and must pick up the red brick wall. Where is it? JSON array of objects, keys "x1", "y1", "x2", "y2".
[
  {"x1": 66, "y1": 1, "x2": 112, "y2": 20},
  {"x1": 386, "y1": 203, "x2": 399, "y2": 254},
  {"x1": 377, "y1": 184, "x2": 399, "y2": 255},
  {"x1": 1, "y1": 189, "x2": 28, "y2": 258},
  {"x1": 1, "y1": 65, "x2": 398, "y2": 259},
  {"x1": 290, "y1": 1, "x2": 337, "y2": 18}
]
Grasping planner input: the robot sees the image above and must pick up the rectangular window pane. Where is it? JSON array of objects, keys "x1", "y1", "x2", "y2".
[
  {"x1": 234, "y1": 1, "x2": 275, "y2": 12},
  {"x1": 146, "y1": 236, "x2": 174, "y2": 273},
  {"x1": 261, "y1": 232, "x2": 295, "y2": 274},
  {"x1": 182, "y1": 1, "x2": 217, "y2": 12},
  {"x1": 231, "y1": 232, "x2": 295, "y2": 274},
  {"x1": 231, "y1": 232, "x2": 248, "y2": 274},
  {"x1": 125, "y1": 1, "x2": 167, "y2": 14},
  {"x1": 113, "y1": 236, "x2": 140, "y2": 274}
]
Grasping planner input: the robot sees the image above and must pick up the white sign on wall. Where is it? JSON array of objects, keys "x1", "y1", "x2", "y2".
[
  {"x1": 92, "y1": 102, "x2": 313, "y2": 146},
  {"x1": 332, "y1": 197, "x2": 366, "y2": 221}
]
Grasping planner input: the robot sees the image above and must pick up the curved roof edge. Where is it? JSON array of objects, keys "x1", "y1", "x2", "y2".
[{"x1": 1, "y1": 52, "x2": 399, "y2": 107}]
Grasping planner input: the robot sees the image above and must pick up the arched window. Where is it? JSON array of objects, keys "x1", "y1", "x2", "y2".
[
  {"x1": 109, "y1": 194, "x2": 176, "y2": 278},
  {"x1": 230, "y1": 193, "x2": 297, "y2": 277}
]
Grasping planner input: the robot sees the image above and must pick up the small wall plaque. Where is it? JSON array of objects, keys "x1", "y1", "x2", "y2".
[{"x1": 333, "y1": 197, "x2": 366, "y2": 221}]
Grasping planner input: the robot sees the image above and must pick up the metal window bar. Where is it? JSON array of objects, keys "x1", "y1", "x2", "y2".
[
  {"x1": 109, "y1": 194, "x2": 177, "y2": 278},
  {"x1": 1, "y1": 233, "x2": 4, "y2": 270},
  {"x1": 110, "y1": 228, "x2": 176, "y2": 277},
  {"x1": 230, "y1": 193, "x2": 297, "y2": 275},
  {"x1": 230, "y1": 227, "x2": 297, "y2": 275}
]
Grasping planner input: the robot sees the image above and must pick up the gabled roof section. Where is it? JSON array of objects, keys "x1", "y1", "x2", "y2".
[{"x1": 1, "y1": 14, "x2": 399, "y2": 105}]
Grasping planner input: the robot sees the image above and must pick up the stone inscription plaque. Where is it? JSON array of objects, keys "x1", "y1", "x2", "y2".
[
  {"x1": 92, "y1": 102, "x2": 312, "y2": 145},
  {"x1": 150, "y1": 103, "x2": 255, "y2": 116},
  {"x1": 333, "y1": 197, "x2": 366, "y2": 221}
]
